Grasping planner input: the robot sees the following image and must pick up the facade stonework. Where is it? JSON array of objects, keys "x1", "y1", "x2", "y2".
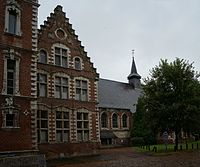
[
  {"x1": 0, "y1": 1, "x2": 141, "y2": 162},
  {"x1": 36, "y1": 5, "x2": 100, "y2": 158},
  {"x1": 0, "y1": 0, "x2": 39, "y2": 154}
]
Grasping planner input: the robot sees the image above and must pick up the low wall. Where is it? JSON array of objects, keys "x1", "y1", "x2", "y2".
[{"x1": 0, "y1": 154, "x2": 46, "y2": 167}]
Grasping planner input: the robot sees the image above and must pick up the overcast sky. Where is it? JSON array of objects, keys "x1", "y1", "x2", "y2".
[{"x1": 38, "y1": 0, "x2": 200, "y2": 83}]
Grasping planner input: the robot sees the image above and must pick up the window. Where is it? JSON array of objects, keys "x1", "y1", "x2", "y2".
[
  {"x1": 77, "y1": 112, "x2": 89, "y2": 141},
  {"x1": 37, "y1": 73, "x2": 47, "y2": 97},
  {"x1": 39, "y1": 50, "x2": 47, "y2": 64},
  {"x1": 55, "y1": 47, "x2": 68, "y2": 67},
  {"x1": 1, "y1": 97, "x2": 19, "y2": 128},
  {"x1": 55, "y1": 77, "x2": 68, "y2": 99},
  {"x1": 101, "y1": 112, "x2": 107, "y2": 128},
  {"x1": 37, "y1": 110, "x2": 48, "y2": 143},
  {"x1": 8, "y1": 9, "x2": 17, "y2": 34},
  {"x1": 112, "y1": 113, "x2": 118, "y2": 128},
  {"x1": 122, "y1": 114, "x2": 128, "y2": 128},
  {"x1": 2, "y1": 109, "x2": 19, "y2": 128},
  {"x1": 7, "y1": 59, "x2": 16, "y2": 95},
  {"x1": 5, "y1": 1, "x2": 21, "y2": 35},
  {"x1": 56, "y1": 111, "x2": 69, "y2": 142},
  {"x1": 75, "y1": 80, "x2": 88, "y2": 101},
  {"x1": 75, "y1": 57, "x2": 81, "y2": 70}
]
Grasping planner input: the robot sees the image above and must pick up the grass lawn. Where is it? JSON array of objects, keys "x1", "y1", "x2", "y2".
[{"x1": 135, "y1": 140, "x2": 200, "y2": 153}]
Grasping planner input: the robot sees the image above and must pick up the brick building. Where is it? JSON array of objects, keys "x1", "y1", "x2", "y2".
[
  {"x1": 0, "y1": 0, "x2": 39, "y2": 154},
  {"x1": 37, "y1": 5, "x2": 100, "y2": 158},
  {"x1": 98, "y1": 56, "x2": 142, "y2": 146},
  {"x1": 0, "y1": 0, "x2": 141, "y2": 162}
]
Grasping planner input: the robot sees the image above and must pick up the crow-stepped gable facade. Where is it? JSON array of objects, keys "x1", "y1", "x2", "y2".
[{"x1": 37, "y1": 5, "x2": 100, "y2": 158}]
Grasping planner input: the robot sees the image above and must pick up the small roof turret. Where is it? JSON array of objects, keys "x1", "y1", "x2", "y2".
[{"x1": 127, "y1": 50, "x2": 141, "y2": 88}]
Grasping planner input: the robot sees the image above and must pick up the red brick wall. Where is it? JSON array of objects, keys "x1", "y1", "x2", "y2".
[
  {"x1": 0, "y1": 97, "x2": 32, "y2": 151},
  {"x1": 38, "y1": 142, "x2": 100, "y2": 159},
  {"x1": 0, "y1": 0, "x2": 36, "y2": 152}
]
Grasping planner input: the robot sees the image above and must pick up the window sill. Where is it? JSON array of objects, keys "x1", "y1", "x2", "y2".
[
  {"x1": 1, "y1": 126, "x2": 20, "y2": 130},
  {"x1": 4, "y1": 32, "x2": 22, "y2": 38}
]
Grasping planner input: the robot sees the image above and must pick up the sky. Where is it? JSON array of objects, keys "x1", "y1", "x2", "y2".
[{"x1": 38, "y1": 0, "x2": 200, "y2": 83}]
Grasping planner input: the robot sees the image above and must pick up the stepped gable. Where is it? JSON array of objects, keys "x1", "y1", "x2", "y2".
[{"x1": 38, "y1": 5, "x2": 98, "y2": 77}]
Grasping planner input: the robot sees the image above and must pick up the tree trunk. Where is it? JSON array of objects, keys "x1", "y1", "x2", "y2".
[{"x1": 175, "y1": 131, "x2": 179, "y2": 151}]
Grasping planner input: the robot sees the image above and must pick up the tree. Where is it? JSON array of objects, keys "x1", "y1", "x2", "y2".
[
  {"x1": 131, "y1": 97, "x2": 156, "y2": 145},
  {"x1": 142, "y1": 58, "x2": 200, "y2": 150}
]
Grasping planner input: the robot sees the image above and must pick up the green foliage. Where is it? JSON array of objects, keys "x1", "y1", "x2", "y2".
[
  {"x1": 131, "y1": 97, "x2": 157, "y2": 145},
  {"x1": 131, "y1": 137, "x2": 144, "y2": 146},
  {"x1": 142, "y1": 58, "x2": 200, "y2": 148}
]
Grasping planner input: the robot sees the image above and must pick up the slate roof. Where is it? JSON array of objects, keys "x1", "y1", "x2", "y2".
[{"x1": 98, "y1": 78, "x2": 142, "y2": 112}]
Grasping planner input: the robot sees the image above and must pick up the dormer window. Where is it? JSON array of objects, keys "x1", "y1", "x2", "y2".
[
  {"x1": 74, "y1": 57, "x2": 81, "y2": 70},
  {"x1": 5, "y1": 0, "x2": 21, "y2": 36},
  {"x1": 39, "y1": 50, "x2": 47, "y2": 64},
  {"x1": 55, "y1": 47, "x2": 68, "y2": 68}
]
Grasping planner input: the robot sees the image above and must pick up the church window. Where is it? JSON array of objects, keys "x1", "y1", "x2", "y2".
[
  {"x1": 101, "y1": 112, "x2": 107, "y2": 128},
  {"x1": 112, "y1": 113, "x2": 118, "y2": 128},
  {"x1": 122, "y1": 114, "x2": 128, "y2": 128}
]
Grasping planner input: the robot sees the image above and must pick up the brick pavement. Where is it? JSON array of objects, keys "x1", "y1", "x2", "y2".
[{"x1": 50, "y1": 147, "x2": 200, "y2": 167}]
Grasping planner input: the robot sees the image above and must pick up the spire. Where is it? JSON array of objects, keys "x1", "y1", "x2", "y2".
[
  {"x1": 130, "y1": 50, "x2": 138, "y2": 75},
  {"x1": 127, "y1": 50, "x2": 141, "y2": 88}
]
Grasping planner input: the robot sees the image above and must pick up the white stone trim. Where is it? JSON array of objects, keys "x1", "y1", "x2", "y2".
[
  {"x1": 4, "y1": 0, "x2": 22, "y2": 36},
  {"x1": 74, "y1": 77, "x2": 90, "y2": 101},
  {"x1": 37, "y1": 70, "x2": 50, "y2": 97},
  {"x1": 72, "y1": 56, "x2": 83, "y2": 70},
  {"x1": 52, "y1": 72, "x2": 71, "y2": 99},
  {"x1": 2, "y1": 49, "x2": 21, "y2": 96},
  {"x1": 52, "y1": 43, "x2": 71, "y2": 68}
]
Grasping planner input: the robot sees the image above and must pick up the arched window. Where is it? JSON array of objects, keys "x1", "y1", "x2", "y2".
[
  {"x1": 112, "y1": 113, "x2": 118, "y2": 128},
  {"x1": 39, "y1": 50, "x2": 47, "y2": 64},
  {"x1": 122, "y1": 114, "x2": 128, "y2": 128},
  {"x1": 101, "y1": 112, "x2": 107, "y2": 128},
  {"x1": 75, "y1": 57, "x2": 81, "y2": 70}
]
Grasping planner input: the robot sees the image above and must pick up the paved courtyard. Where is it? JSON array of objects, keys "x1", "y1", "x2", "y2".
[{"x1": 49, "y1": 147, "x2": 200, "y2": 167}]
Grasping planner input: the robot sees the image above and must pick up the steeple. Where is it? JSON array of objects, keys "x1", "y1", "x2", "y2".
[{"x1": 127, "y1": 50, "x2": 141, "y2": 88}]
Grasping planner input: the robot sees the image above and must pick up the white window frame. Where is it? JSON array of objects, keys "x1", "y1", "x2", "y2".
[
  {"x1": 55, "y1": 76, "x2": 69, "y2": 99},
  {"x1": 37, "y1": 109, "x2": 49, "y2": 143},
  {"x1": 2, "y1": 49, "x2": 20, "y2": 96},
  {"x1": 55, "y1": 108, "x2": 70, "y2": 143},
  {"x1": 37, "y1": 73, "x2": 48, "y2": 97},
  {"x1": 38, "y1": 49, "x2": 48, "y2": 64},
  {"x1": 74, "y1": 57, "x2": 82, "y2": 70},
  {"x1": 4, "y1": 0, "x2": 22, "y2": 36},
  {"x1": 76, "y1": 111, "x2": 90, "y2": 142},
  {"x1": 75, "y1": 79, "x2": 88, "y2": 101}
]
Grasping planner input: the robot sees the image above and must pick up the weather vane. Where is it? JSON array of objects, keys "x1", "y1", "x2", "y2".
[{"x1": 132, "y1": 49, "x2": 135, "y2": 58}]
